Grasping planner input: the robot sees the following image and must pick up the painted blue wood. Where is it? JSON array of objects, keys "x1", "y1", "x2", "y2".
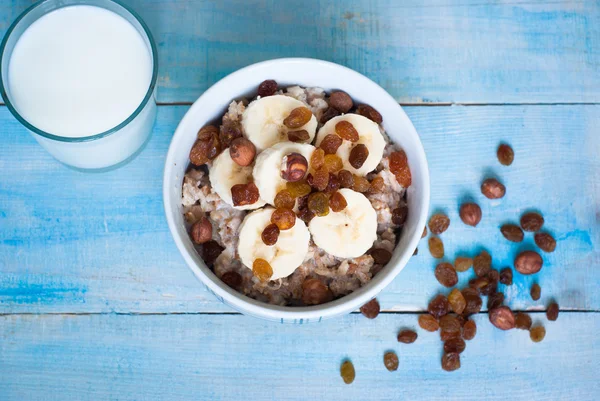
[
  {"x1": 1, "y1": 0, "x2": 599, "y2": 104},
  {"x1": 0, "y1": 312, "x2": 598, "y2": 400},
  {"x1": 1, "y1": 105, "x2": 598, "y2": 313}
]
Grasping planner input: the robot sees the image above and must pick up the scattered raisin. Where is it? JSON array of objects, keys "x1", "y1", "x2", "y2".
[
  {"x1": 324, "y1": 154, "x2": 343, "y2": 172},
  {"x1": 257, "y1": 79, "x2": 278, "y2": 97},
  {"x1": 397, "y1": 329, "x2": 418, "y2": 344},
  {"x1": 481, "y1": 178, "x2": 506, "y2": 199},
  {"x1": 389, "y1": 150, "x2": 412, "y2": 187},
  {"x1": 515, "y1": 251, "x2": 543, "y2": 275},
  {"x1": 356, "y1": 104, "x2": 382, "y2": 124},
  {"x1": 428, "y1": 214, "x2": 450, "y2": 235},
  {"x1": 329, "y1": 191, "x2": 347, "y2": 212},
  {"x1": 283, "y1": 107, "x2": 312, "y2": 129},
  {"x1": 454, "y1": 257, "x2": 473, "y2": 272},
  {"x1": 220, "y1": 271, "x2": 242, "y2": 290},
  {"x1": 520, "y1": 212, "x2": 544, "y2": 232},
  {"x1": 499, "y1": 268, "x2": 513, "y2": 285},
  {"x1": 439, "y1": 315, "x2": 461, "y2": 333},
  {"x1": 428, "y1": 237, "x2": 444, "y2": 259},
  {"x1": 487, "y1": 292, "x2": 505, "y2": 310},
  {"x1": 489, "y1": 306, "x2": 515, "y2": 330},
  {"x1": 349, "y1": 144, "x2": 369, "y2": 169},
  {"x1": 338, "y1": 170, "x2": 354, "y2": 188},
  {"x1": 546, "y1": 302, "x2": 559, "y2": 321},
  {"x1": 418, "y1": 314, "x2": 440, "y2": 332},
  {"x1": 360, "y1": 298, "x2": 380, "y2": 319},
  {"x1": 335, "y1": 120, "x2": 359, "y2": 142},
  {"x1": 428, "y1": 294, "x2": 450, "y2": 319},
  {"x1": 340, "y1": 360, "x2": 356, "y2": 384},
  {"x1": 371, "y1": 249, "x2": 392, "y2": 265},
  {"x1": 444, "y1": 338, "x2": 466, "y2": 354},
  {"x1": 501, "y1": 224, "x2": 524, "y2": 242},
  {"x1": 229, "y1": 137, "x2": 256, "y2": 167},
  {"x1": 320, "y1": 107, "x2": 340, "y2": 124},
  {"x1": 274, "y1": 190, "x2": 295, "y2": 209},
  {"x1": 530, "y1": 283, "x2": 542, "y2": 301},
  {"x1": 311, "y1": 167, "x2": 330, "y2": 192},
  {"x1": 231, "y1": 182, "x2": 260, "y2": 207},
  {"x1": 308, "y1": 192, "x2": 330, "y2": 217},
  {"x1": 535, "y1": 233, "x2": 556, "y2": 253},
  {"x1": 201, "y1": 240, "x2": 224, "y2": 265},
  {"x1": 288, "y1": 129, "x2": 310, "y2": 143},
  {"x1": 392, "y1": 205, "x2": 408, "y2": 226},
  {"x1": 286, "y1": 181, "x2": 312, "y2": 198},
  {"x1": 515, "y1": 312, "x2": 532, "y2": 330},
  {"x1": 441, "y1": 353, "x2": 461, "y2": 372},
  {"x1": 352, "y1": 175, "x2": 370, "y2": 193},
  {"x1": 383, "y1": 352, "x2": 399, "y2": 372},
  {"x1": 261, "y1": 223, "x2": 280, "y2": 246},
  {"x1": 252, "y1": 258, "x2": 273, "y2": 282},
  {"x1": 302, "y1": 278, "x2": 333, "y2": 305},
  {"x1": 497, "y1": 143, "x2": 514, "y2": 166},
  {"x1": 473, "y1": 250, "x2": 492, "y2": 277},
  {"x1": 448, "y1": 289, "x2": 466, "y2": 315},
  {"x1": 459, "y1": 203, "x2": 482, "y2": 227},
  {"x1": 319, "y1": 134, "x2": 343, "y2": 155},
  {"x1": 462, "y1": 320, "x2": 477, "y2": 340},
  {"x1": 369, "y1": 176, "x2": 385, "y2": 194},
  {"x1": 271, "y1": 208, "x2": 296, "y2": 230},
  {"x1": 529, "y1": 326, "x2": 546, "y2": 343},
  {"x1": 435, "y1": 262, "x2": 458, "y2": 287},
  {"x1": 191, "y1": 217, "x2": 212, "y2": 244},
  {"x1": 329, "y1": 91, "x2": 353, "y2": 112},
  {"x1": 469, "y1": 276, "x2": 489, "y2": 293}
]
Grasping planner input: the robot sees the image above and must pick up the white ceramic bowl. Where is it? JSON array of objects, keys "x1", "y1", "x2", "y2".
[{"x1": 163, "y1": 58, "x2": 430, "y2": 323}]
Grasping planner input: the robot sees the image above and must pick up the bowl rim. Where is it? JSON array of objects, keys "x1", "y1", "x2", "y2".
[{"x1": 163, "y1": 57, "x2": 430, "y2": 321}]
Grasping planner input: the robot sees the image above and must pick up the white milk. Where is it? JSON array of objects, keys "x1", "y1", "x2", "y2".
[{"x1": 6, "y1": 4, "x2": 156, "y2": 169}]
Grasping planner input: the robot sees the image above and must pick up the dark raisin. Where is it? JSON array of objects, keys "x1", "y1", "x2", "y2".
[
  {"x1": 397, "y1": 329, "x2": 418, "y2": 344},
  {"x1": 439, "y1": 315, "x2": 461, "y2": 333},
  {"x1": 202, "y1": 240, "x2": 224, "y2": 265},
  {"x1": 301, "y1": 278, "x2": 333, "y2": 305},
  {"x1": 319, "y1": 134, "x2": 343, "y2": 155},
  {"x1": 441, "y1": 353, "x2": 461, "y2": 372},
  {"x1": 520, "y1": 212, "x2": 544, "y2": 232},
  {"x1": 329, "y1": 191, "x2": 348, "y2": 212},
  {"x1": 487, "y1": 292, "x2": 505, "y2": 310},
  {"x1": 371, "y1": 249, "x2": 392, "y2": 265},
  {"x1": 221, "y1": 271, "x2": 242, "y2": 290},
  {"x1": 349, "y1": 144, "x2": 369, "y2": 169},
  {"x1": 462, "y1": 289, "x2": 482, "y2": 315},
  {"x1": 428, "y1": 294, "x2": 450, "y2": 319},
  {"x1": 435, "y1": 262, "x2": 458, "y2": 287},
  {"x1": 501, "y1": 224, "x2": 524, "y2": 242},
  {"x1": 428, "y1": 213, "x2": 450, "y2": 234},
  {"x1": 320, "y1": 107, "x2": 340, "y2": 124},
  {"x1": 473, "y1": 250, "x2": 492, "y2": 277},
  {"x1": 356, "y1": 104, "x2": 383, "y2": 124},
  {"x1": 497, "y1": 143, "x2": 514, "y2": 166},
  {"x1": 546, "y1": 302, "x2": 559, "y2": 321},
  {"x1": 444, "y1": 338, "x2": 466, "y2": 354},
  {"x1": 515, "y1": 312, "x2": 532, "y2": 330},
  {"x1": 325, "y1": 173, "x2": 340, "y2": 193},
  {"x1": 499, "y1": 268, "x2": 513, "y2": 285},
  {"x1": 535, "y1": 232, "x2": 556, "y2": 253},
  {"x1": 231, "y1": 182, "x2": 260, "y2": 206},
  {"x1": 392, "y1": 205, "x2": 408, "y2": 226},
  {"x1": 338, "y1": 169, "x2": 354, "y2": 188},
  {"x1": 257, "y1": 79, "x2": 277, "y2": 97},
  {"x1": 261, "y1": 223, "x2": 280, "y2": 246},
  {"x1": 288, "y1": 130, "x2": 310, "y2": 143},
  {"x1": 360, "y1": 298, "x2": 380, "y2": 319}
]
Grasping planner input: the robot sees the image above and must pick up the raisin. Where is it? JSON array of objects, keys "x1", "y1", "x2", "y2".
[
  {"x1": 462, "y1": 320, "x2": 477, "y2": 340},
  {"x1": 489, "y1": 306, "x2": 515, "y2": 330},
  {"x1": 288, "y1": 130, "x2": 310, "y2": 143},
  {"x1": 349, "y1": 144, "x2": 369, "y2": 169},
  {"x1": 257, "y1": 79, "x2": 277, "y2": 97},
  {"x1": 202, "y1": 240, "x2": 224, "y2": 265},
  {"x1": 360, "y1": 298, "x2": 380, "y2": 319},
  {"x1": 428, "y1": 213, "x2": 450, "y2": 235},
  {"x1": 428, "y1": 237, "x2": 444, "y2": 259},
  {"x1": 473, "y1": 250, "x2": 492, "y2": 277},
  {"x1": 286, "y1": 181, "x2": 311, "y2": 198},
  {"x1": 397, "y1": 329, "x2": 418, "y2": 344},
  {"x1": 469, "y1": 276, "x2": 490, "y2": 293},
  {"x1": 481, "y1": 178, "x2": 506, "y2": 199},
  {"x1": 320, "y1": 107, "x2": 340, "y2": 124},
  {"x1": 297, "y1": 206, "x2": 315, "y2": 224},
  {"x1": 462, "y1": 289, "x2": 482, "y2": 315},
  {"x1": 340, "y1": 360, "x2": 355, "y2": 384},
  {"x1": 440, "y1": 330, "x2": 461, "y2": 341},
  {"x1": 221, "y1": 271, "x2": 242, "y2": 290},
  {"x1": 324, "y1": 154, "x2": 343, "y2": 172},
  {"x1": 319, "y1": 134, "x2": 343, "y2": 155},
  {"x1": 444, "y1": 338, "x2": 466, "y2": 354},
  {"x1": 418, "y1": 314, "x2": 440, "y2": 332},
  {"x1": 231, "y1": 182, "x2": 260, "y2": 206},
  {"x1": 487, "y1": 292, "x2": 505, "y2": 310},
  {"x1": 301, "y1": 278, "x2": 333, "y2": 305},
  {"x1": 197, "y1": 124, "x2": 219, "y2": 140},
  {"x1": 428, "y1": 294, "x2": 450, "y2": 319},
  {"x1": 338, "y1": 169, "x2": 354, "y2": 188},
  {"x1": 310, "y1": 148, "x2": 325, "y2": 170},
  {"x1": 520, "y1": 212, "x2": 544, "y2": 232},
  {"x1": 191, "y1": 217, "x2": 212, "y2": 244},
  {"x1": 442, "y1": 353, "x2": 461, "y2": 372},
  {"x1": 435, "y1": 262, "x2": 458, "y2": 287},
  {"x1": 356, "y1": 104, "x2": 383, "y2": 124},
  {"x1": 252, "y1": 258, "x2": 273, "y2": 282},
  {"x1": 325, "y1": 173, "x2": 340, "y2": 193},
  {"x1": 459, "y1": 202, "x2": 482, "y2": 227},
  {"x1": 371, "y1": 248, "x2": 392, "y2": 265},
  {"x1": 329, "y1": 91, "x2": 353, "y2": 112},
  {"x1": 190, "y1": 131, "x2": 220, "y2": 165},
  {"x1": 261, "y1": 223, "x2": 280, "y2": 246},
  {"x1": 454, "y1": 257, "x2": 473, "y2": 272},
  {"x1": 515, "y1": 251, "x2": 543, "y2": 275},
  {"x1": 283, "y1": 107, "x2": 312, "y2": 129},
  {"x1": 392, "y1": 205, "x2": 408, "y2": 226},
  {"x1": 308, "y1": 192, "x2": 330, "y2": 217},
  {"x1": 352, "y1": 175, "x2": 370, "y2": 193},
  {"x1": 501, "y1": 224, "x2": 524, "y2": 242},
  {"x1": 335, "y1": 120, "x2": 359, "y2": 142},
  {"x1": 274, "y1": 190, "x2": 295, "y2": 210},
  {"x1": 546, "y1": 302, "x2": 559, "y2": 321},
  {"x1": 439, "y1": 315, "x2": 461, "y2": 333},
  {"x1": 383, "y1": 352, "x2": 399, "y2": 372},
  {"x1": 389, "y1": 150, "x2": 412, "y2": 187},
  {"x1": 310, "y1": 167, "x2": 329, "y2": 191},
  {"x1": 499, "y1": 268, "x2": 513, "y2": 285},
  {"x1": 219, "y1": 122, "x2": 242, "y2": 148},
  {"x1": 530, "y1": 283, "x2": 542, "y2": 300},
  {"x1": 497, "y1": 143, "x2": 514, "y2": 166},
  {"x1": 529, "y1": 326, "x2": 546, "y2": 343},
  {"x1": 271, "y1": 208, "x2": 296, "y2": 230},
  {"x1": 329, "y1": 191, "x2": 347, "y2": 212},
  {"x1": 535, "y1": 233, "x2": 556, "y2": 253},
  {"x1": 515, "y1": 312, "x2": 532, "y2": 330},
  {"x1": 369, "y1": 176, "x2": 385, "y2": 194},
  {"x1": 448, "y1": 289, "x2": 466, "y2": 314}
]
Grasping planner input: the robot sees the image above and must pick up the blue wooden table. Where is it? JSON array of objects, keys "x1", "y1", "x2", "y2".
[{"x1": 1, "y1": 1, "x2": 599, "y2": 400}]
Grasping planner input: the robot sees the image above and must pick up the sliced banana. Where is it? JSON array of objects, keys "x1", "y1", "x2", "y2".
[
  {"x1": 209, "y1": 150, "x2": 266, "y2": 210},
  {"x1": 315, "y1": 114, "x2": 386, "y2": 176},
  {"x1": 253, "y1": 141, "x2": 315, "y2": 206},
  {"x1": 242, "y1": 95, "x2": 318, "y2": 151},
  {"x1": 238, "y1": 207, "x2": 310, "y2": 280},
  {"x1": 309, "y1": 189, "x2": 378, "y2": 258}
]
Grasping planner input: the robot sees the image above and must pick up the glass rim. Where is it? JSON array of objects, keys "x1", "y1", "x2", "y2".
[{"x1": 0, "y1": 0, "x2": 159, "y2": 143}]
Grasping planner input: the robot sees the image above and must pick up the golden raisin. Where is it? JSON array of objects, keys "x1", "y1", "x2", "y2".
[
  {"x1": 448, "y1": 288, "x2": 466, "y2": 314},
  {"x1": 530, "y1": 326, "x2": 546, "y2": 343},
  {"x1": 274, "y1": 189, "x2": 295, "y2": 209},
  {"x1": 189, "y1": 131, "x2": 221, "y2": 165},
  {"x1": 286, "y1": 181, "x2": 311, "y2": 198},
  {"x1": 311, "y1": 167, "x2": 330, "y2": 191},
  {"x1": 352, "y1": 175, "x2": 370, "y2": 193},
  {"x1": 428, "y1": 213, "x2": 450, "y2": 235},
  {"x1": 231, "y1": 182, "x2": 260, "y2": 206},
  {"x1": 324, "y1": 154, "x2": 343, "y2": 172},
  {"x1": 418, "y1": 314, "x2": 439, "y2": 332},
  {"x1": 369, "y1": 176, "x2": 385, "y2": 193},
  {"x1": 335, "y1": 120, "x2": 359, "y2": 142},
  {"x1": 340, "y1": 360, "x2": 355, "y2": 384},
  {"x1": 319, "y1": 134, "x2": 343, "y2": 155},
  {"x1": 349, "y1": 144, "x2": 369, "y2": 169},
  {"x1": 310, "y1": 148, "x2": 325, "y2": 170},
  {"x1": 308, "y1": 192, "x2": 330, "y2": 217},
  {"x1": 530, "y1": 283, "x2": 541, "y2": 301},
  {"x1": 252, "y1": 258, "x2": 273, "y2": 282},
  {"x1": 462, "y1": 320, "x2": 477, "y2": 340},
  {"x1": 454, "y1": 256, "x2": 472, "y2": 272},
  {"x1": 261, "y1": 223, "x2": 280, "y2": 246},
  {"x1": 338, "y1": 170, "x2": 354, "y2": 188},
  {"x1": 283, "y1": 107, "x2": 312, "y2": 129},
  {"x1": 383, "y1": 352, "x2": 399, "y2": 372},
  {"x1": 435, "y1": 263, "x2": 458, "y2": 287},
  {"x1": 428, "y1": 236, "x2": 444, "y2": 258},
  {"x1": 271, "y1": 208, "x2": 296, "y2": 230},
  {"x1": 329, "y1": 191, "x2": 347, "y2": 212},
  {"x1": 389, "y1": 150, "x2": 412, "y2": 187}
]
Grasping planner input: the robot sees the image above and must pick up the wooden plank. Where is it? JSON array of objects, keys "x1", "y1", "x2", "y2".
[
  {"x1": 0, "y1": 312, "x2": 598, "y2": 400},
  {"x1": 0, "y1": 104, "x2": 598, "y2": 313},
  {"x1": 1, "y1": 0, "x2": 599, "y2": 104}
]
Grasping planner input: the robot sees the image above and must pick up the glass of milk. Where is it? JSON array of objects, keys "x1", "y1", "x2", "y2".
[{"x1": 0, "y1": 0, "x2": 158, "y2": 170}]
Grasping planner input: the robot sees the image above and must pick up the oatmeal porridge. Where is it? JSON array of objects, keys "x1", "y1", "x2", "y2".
[{"x1": 181, "y1": 80, "x2": 412, "y2": 306}]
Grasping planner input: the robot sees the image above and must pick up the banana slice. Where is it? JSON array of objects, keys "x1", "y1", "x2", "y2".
[
  {"x1": 315, "y1": 114, "x2": 386, "y2": 176},
  {"x1": 242, "y1": 95, "x2": 318, "y2": 151},
  {"x1": 309, "y1": 189, "x2": 378, "y2": 258},
  {"x1": 209, "y1": 150, "x2": 266, "y2": 210},
  {"x1": 238, "y1": 207, "x2": 310, "y2": 280},
  {"x1": 253, "y1": 141, "x2": 315, "y2": 206}
]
